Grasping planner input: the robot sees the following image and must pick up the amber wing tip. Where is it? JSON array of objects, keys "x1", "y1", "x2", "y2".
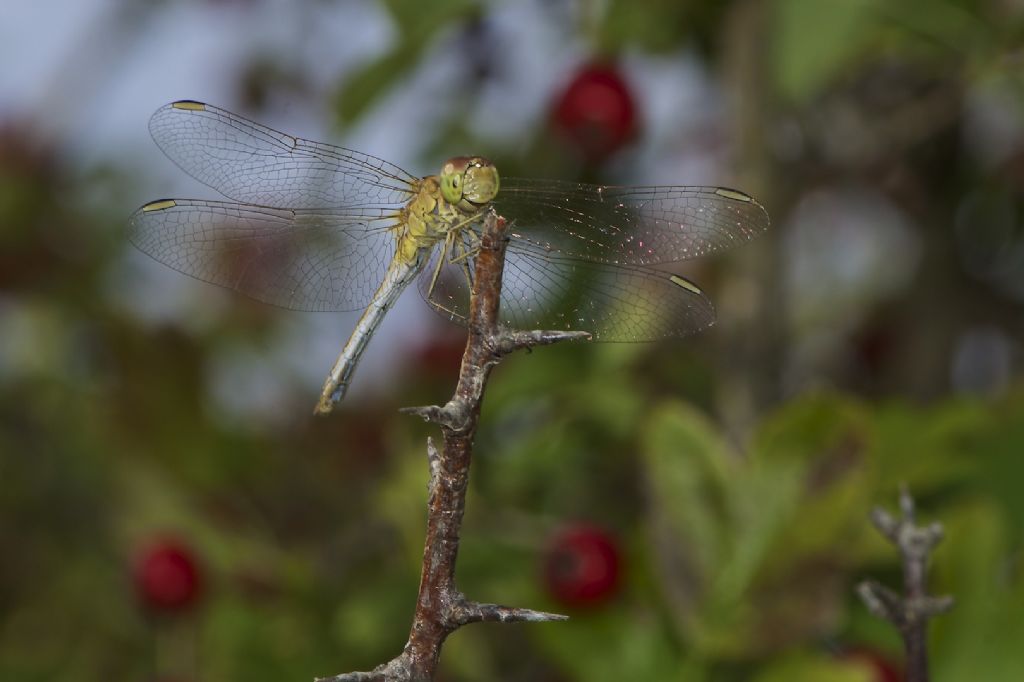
[{"x1": 170, "y1": 100, "x2": 207, "y2": 111}]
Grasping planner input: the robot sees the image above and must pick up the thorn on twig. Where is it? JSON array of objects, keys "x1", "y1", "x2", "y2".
[
  {"x1": 450, "y1": 599, "x2": 569, "y2": 625},
  {"x1": 899, "y1": 484, "x2": 915, "y2": 519},
  {"x1": 314, "y1": 653, "x2": 412, "y2": 682},
  {"x1": 856, "y1": 580, "x2": 904, "y2": 623},
  {"x1": 857, "y1": 580, "x2": 954, "y2": 627},
  {"x1": 315, "y1": 669, "x2": 383, "y2": 682},
  {"x1": 398, "y1": 402, "x2": 468, "y2": 431},
  {"x1": 398, "y1": 405, "x2": 446, "y2": 422},
  {"x1": 493, "y1": 329, "x2": 592, "y2": 354}
]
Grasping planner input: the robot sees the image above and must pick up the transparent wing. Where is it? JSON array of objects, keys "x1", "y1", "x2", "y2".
[
  {"x1": 419, "y1": 228, "x2": 715, "y2": 341},
  {"x1": 148, "y1": 101, "x2": 420, "y2": 209},
  {"x1": 495, "y1": 178, "x2": 769, "y2": 266},
  {"x1": 129, "y1": 199, "x2": 398, "y2": 312}
]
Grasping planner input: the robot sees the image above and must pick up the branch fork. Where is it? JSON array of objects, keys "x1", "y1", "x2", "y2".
[{"x1": 320, "y1": 211, "x2": 577, "y2": 682}]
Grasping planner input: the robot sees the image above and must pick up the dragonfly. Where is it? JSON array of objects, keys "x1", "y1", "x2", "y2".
[{"x1": 129, "y1": 100, "x2": 769, "y2": 415}]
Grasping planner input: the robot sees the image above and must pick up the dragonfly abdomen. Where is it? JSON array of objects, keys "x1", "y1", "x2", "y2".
[{"x1": 314, "y1": 255, "x2": 427, "y2": 414}]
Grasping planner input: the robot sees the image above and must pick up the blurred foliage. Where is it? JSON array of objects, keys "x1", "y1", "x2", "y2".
[
  {"x1": 3, "y1": 0, "x2": 1024, "y2": 680},
  {"x1": 475, "y1": 348, "x2": 1024, "y2": 680},
  {"x1": 769, "y1": 0, "x2": 1024, "y2": 111},
  {"x1": 333, "y1": 0, "x2": 481, "y2": 123}
]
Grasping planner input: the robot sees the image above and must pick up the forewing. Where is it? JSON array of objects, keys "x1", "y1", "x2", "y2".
[
  {"x1": 419, "y1": 230, "x2": 715, "y2": 341},
  {"x1": 495, "y1": 178, "x2": 769, "y2": 266},
  {"x1": 148, "y1": 101, "x2": 419, "y2": 209},
  {"x1": 129, "y1": 199, "x2": 396, "y2": 312}
]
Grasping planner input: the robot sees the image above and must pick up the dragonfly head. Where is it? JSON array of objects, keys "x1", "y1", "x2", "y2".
[{"x1": 440, "y1": 156, "x2": 500, "y2": 209}]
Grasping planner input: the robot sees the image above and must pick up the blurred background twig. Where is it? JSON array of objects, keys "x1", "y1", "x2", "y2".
[{"x1": 858, "y1": 487, "x2": 954, "y2": 682}]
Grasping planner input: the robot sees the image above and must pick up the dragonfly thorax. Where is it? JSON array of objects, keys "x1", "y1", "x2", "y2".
[{"x1": 395, "y1": 175, "x2": 471, "y2": 262}]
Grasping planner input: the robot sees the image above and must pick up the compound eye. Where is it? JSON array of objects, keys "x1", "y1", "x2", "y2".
[{"x1": 441, "y1": 171, "x2": 464, "y2": 203}]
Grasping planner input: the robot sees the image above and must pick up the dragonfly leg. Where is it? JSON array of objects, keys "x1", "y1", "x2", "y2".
[
  {"x1": 418, "y1": 232, "x2": 470, "y2": 320},
  {"x1": 448, "y1": 227, "x2": 481, "y2": 266},
  {"x1": 423, "y1": 231, "x2": 455, "y2": 303},
  {"x1": 420, "y1": 213, "x2": 485, "y2": 312},
  {"x1": 456, "y1": 230, "x2": 475, "y2": 291}
]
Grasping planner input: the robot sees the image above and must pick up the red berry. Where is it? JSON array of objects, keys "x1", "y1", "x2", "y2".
[
  {"x1": 551, "y1": 63, "x2": 638, "y2": 161},
  {"x1": 543, "y1": 523, "x2": 621, "y2": 608},
  {"x1": 842, "y1": 648, "x2": 903, "y2": 682},
  {"x1": 134, "y1": 539, "x2": 202, "y2": 613}
]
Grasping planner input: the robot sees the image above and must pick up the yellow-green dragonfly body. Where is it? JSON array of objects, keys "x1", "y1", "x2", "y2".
[{"x1": 130, "y1": 101, "x2": 769, "y2": 414}]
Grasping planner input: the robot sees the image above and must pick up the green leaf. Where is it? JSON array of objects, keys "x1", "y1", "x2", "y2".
[
  {"x1": 382, "y1": 0, "x2": 477, "y2": 36},
  {"x1": 375, "y1": 446, "x2": 431, "y2": 567},
  {"x1": 532, "y1": 609, "x2": 679, "y2": 682},
  {"x1": 772, "y1": 0, "x2": 993, "y2": 102},
  {"x1": 335, "y1": 45, "x2": 422, "y2": 125},
  {"x1": 335, "y1": 0, "x2": 480, "y2": 124},
  {"x1": 643, "y1": 401, "x2": 735, "y2": 595},
  {"x1": 932, "y1": 500, "x2": 1024, "y2": 682},
  {"x1": 967, "y1": 387, "x2": 1024, "y2": 535},
  {"x1": 753, "y1": 651, "x2": 874, "y2": 682},
  {"x1": 753, "y1": 392, "x2": 869, "y2": 466},
  {"x1": 330, "y1": 583, "x2": 414, "y2": 669},
  {"x1": 753, "y1": 393, "x2": 875, "y2": 568},
  {"x1": 869, "y1": 398, "x2": 988, "y2": 492},
  {"x1": 689, "y1": 394, "x2": 877, "y2": 656},
  {"x1": 599, "y1": 0, "x2": 724, "y2": 54},
  {"x1": 772, "y1": 0, "x2": 881, "y2": 101}
]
